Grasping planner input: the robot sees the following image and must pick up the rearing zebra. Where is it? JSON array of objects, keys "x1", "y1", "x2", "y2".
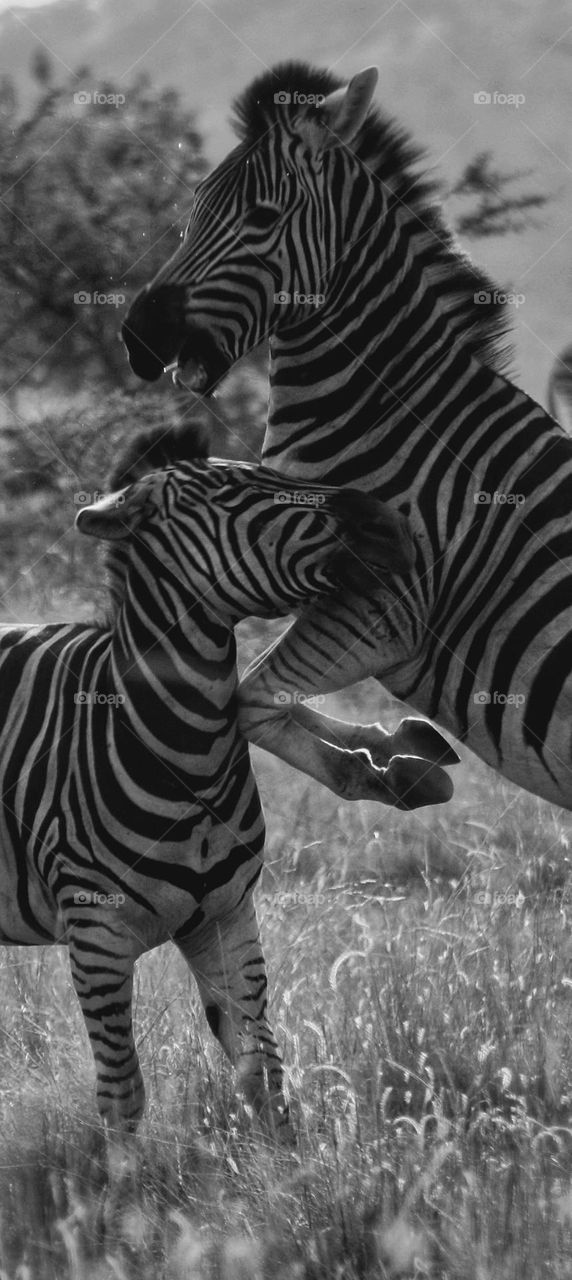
[
  {"x1": 123, "y1": 61, "x2": 572, "y2": 812},
  {"x1": 0, "y1": 423, "x2": 420, "y2": 1142}
]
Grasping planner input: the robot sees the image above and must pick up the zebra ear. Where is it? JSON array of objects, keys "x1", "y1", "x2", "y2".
[
  {"x1": 75, "y1": 477, "x2": 156, "y2": 542},
  {"x1": 299, "y1": 67, "x2": 378, "y2": 151}
]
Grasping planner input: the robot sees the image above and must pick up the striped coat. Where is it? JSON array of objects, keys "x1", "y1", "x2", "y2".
[
  {"x1": 0, "y1": 426, "x2": 411, "y2": 1143},
  {"x1": 122, "y1": 62, "x2": 572, "y2": 812}
]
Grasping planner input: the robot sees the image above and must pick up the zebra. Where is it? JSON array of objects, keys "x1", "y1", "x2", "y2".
[
  {"x1": 122, "y1": 60, "x2": 572, "y2": 813},
  {"x1": 0, "y1": 420, "x2": 431, "y2": 1148}
]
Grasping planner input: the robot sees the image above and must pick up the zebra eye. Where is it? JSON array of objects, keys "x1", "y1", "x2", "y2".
[{"x1": 247, "y1": 205, "x2": 280, "y2": 230}]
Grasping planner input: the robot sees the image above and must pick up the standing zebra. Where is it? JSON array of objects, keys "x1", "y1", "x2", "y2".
[
  {"x1": 0, "y1": 423, "x2": 421, "y2": 1143},
  {"x1": 123, "y1": 61, "x2": 572, "y2": 812}
]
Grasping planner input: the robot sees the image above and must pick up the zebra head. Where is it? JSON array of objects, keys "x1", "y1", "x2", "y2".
[
  {"x1": 122, "y1": 62, "x2": 379, "y2": 390},
  {"x1": 76, "y1": 456, "x2": 414, "y2": 621}
]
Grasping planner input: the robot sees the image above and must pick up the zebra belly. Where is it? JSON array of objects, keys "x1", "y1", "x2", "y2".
[{"x1": 389, "y1": 643, "x2": 572, "y2": 810}]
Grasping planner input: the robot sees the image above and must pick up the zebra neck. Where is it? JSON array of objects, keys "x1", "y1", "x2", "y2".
[
  {"x1": 105, "y1": 573, "x2": 239, "y2": 775},
  {"x1": 264, "y1": 187, "x2": 514, "y2": 481},
  {"x1": 266, "y1": 333, "x2": 483, "y2": 477},
  {"x1": 265, "y1": 342, "x2": 565, "y2": 585}
]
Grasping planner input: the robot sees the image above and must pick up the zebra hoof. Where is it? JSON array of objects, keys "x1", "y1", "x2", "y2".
[
  {"x1": 385, "y1": 755, "x2": 455, "y2": 809},
  {"x1": 393, "y1": 718, "x2": 460, "y2": 767}
]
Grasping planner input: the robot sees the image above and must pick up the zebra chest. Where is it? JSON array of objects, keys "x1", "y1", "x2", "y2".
[
  {"x1": 59, "y1": 761, "x2": 265, "y2": 935},
  {"x1": 5, "y1": 799, "x2": 266, "y2": 951}
]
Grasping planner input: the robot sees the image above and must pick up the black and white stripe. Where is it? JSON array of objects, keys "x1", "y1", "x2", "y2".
[
  {"x1": 123, "y1": 62, "x2": 572, "y2": 811},
  {"x1": 0, "y1": 425, "x2": 411, "y2": 1140}
]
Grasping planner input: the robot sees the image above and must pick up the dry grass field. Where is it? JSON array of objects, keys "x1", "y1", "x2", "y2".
[{"x1": 1, "y1": 399, "x2": 572, "y2": 1277}]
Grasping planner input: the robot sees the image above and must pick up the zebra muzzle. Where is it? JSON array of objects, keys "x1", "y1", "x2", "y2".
[{"x1": 173, "y1": 328, "x2": 232, "y2": 396}]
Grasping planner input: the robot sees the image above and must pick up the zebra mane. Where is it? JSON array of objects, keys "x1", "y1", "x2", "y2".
[
  {"x1": 102, "y1": 422, "x2": 210, "y2": 619},
  {"x1": 106, "y1": 421, "x2": 209, "y2": 491},
  {"x1": 231, "y1": 61, "x2": 513, "y2": 374}
]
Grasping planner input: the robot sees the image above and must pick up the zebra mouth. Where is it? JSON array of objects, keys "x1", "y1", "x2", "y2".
[
  {"x1": 173, "y1": 355, "x2": 210, "y2": 394},
  {"x1": 173, "y1": 331, "x2": 230, "y2": 396}
]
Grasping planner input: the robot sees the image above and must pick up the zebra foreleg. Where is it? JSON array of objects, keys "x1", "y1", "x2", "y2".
[
  {"x1": 238, "y1": 609, "x2": 457, "y2": 806},
  {"x1": 243, "y1": 708, "x2": 453, "y2": 806},
  {"x1": 238, "y1": 686, "x2": 455, "y2": 803},
  {"x1": 67, "y1": 929, "x2": 146, "y2": 1134},
  {"x1": 280, "y1": 700, "x2": 460, "y2": 770},
  {"x1": 176, "y1": 905, "x2": 294, "y2": 1144},
  {"x1": 67, "y1": 926, "x2": 146, "y2": 1238}
]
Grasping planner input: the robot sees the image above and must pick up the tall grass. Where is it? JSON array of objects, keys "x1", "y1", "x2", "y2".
[{"x1": 0, "y1": 406, "x2": 571, "y2": 1276}]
